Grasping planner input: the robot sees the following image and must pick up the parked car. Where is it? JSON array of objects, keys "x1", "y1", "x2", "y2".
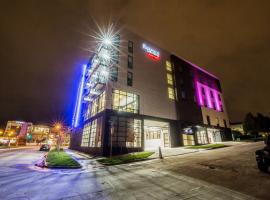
[
  {"x1": 255, "y1": 135, "x2": 270, "y2": 173},
  {"x1": 39, "y1": 144, "x2": 50, "y2": 151}
]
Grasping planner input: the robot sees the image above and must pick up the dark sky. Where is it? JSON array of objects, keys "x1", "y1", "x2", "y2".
[{"x1": 1, "y1": 0, "x2": 270, "y2": 127}]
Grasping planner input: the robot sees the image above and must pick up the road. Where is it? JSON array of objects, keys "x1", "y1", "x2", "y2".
[{"x1": 0, "y1": 142, "x2": 268, "y2": 200}]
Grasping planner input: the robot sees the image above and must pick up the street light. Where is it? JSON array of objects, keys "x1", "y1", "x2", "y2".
[{"x1": 54, "y1": 123, "x2": 62, "y2": 131}]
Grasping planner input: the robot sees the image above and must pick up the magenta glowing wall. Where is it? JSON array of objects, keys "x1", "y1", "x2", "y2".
[{"x1": 195, "y1": 81, "x2": 222, "y2": 111}]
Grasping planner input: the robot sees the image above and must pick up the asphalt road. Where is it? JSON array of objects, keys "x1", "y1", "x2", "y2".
[{"x1": 0, "y1": 143, "x2": 267, "y2": 200}]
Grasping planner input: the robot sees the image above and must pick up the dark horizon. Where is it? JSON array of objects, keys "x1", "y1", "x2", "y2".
[{"x1": 1, "y1": 0, "x2": 270, "y2": 128}]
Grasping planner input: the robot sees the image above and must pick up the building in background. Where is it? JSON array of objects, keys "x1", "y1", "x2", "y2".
[
  {"x1": 70, "y1": 27, "x2": 231, "y2": 156},
  {"x1": 29, "y1": 124, "x2": 51, "y2": 143},
  {"x1": 1, "y1": 121, "x2": 33, "y2": 145},
  {"x1": 230, "y1": 122, "x2": 244, "y2": 134}
]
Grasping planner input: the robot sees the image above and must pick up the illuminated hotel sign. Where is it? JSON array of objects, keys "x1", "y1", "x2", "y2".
[{"x1": 142, "y1": 43, "x2": 160, "y2": 61}]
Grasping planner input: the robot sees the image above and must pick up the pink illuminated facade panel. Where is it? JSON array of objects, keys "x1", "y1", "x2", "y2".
[{"x1": 196, "y1": 81, "x2": 222, "y2": 112}]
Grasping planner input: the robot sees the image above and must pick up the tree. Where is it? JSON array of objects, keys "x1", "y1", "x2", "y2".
[
  {"x1": 243, "y1": 113, "x2": 258, "y2": 136},
  {"x1": 243, "y1": 113, "x2": 270, "y2": 136}
]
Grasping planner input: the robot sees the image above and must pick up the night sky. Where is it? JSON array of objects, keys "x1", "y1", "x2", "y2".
[{"x1": 1, "y1": 0, "x2": 270, "y2": 127}]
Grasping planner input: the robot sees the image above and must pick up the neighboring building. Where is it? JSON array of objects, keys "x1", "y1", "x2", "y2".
[
  {"x1": 30, "y1": 124, "x2": 51, "y2": 143},
  {"x1": 230, "y1": 122, "x2": 244, "y2": 134},
  {"x1": 2, "y1": 121, "x2": 33, "y2": 145},
  {"x1": 4, "y1": 121, "x2": 33, "y2": 138},
  {"x1": 70, "y1": 27, "x2": 231, "y2": 156}
]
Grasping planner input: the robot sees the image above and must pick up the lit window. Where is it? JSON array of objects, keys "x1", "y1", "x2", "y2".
[
  {"x1": 89, "y1": 91, "x2": 106, "y2": 117},
  {"x1": 167, "y1": 73, "x2": 173, "y2": 85},
  {"x1": 89, "y1": 120, "x2": 97, "y2": 147},
  {"x1": 166, "y1": 61, "x2": 172, "y2": 72},
  {"x1": 168, "y1": 87, "x2": 175, "y2": 100},
  {"x1": 81, "y1": 123, "x2": 91, "y2": 147},
  {"x1": 112, "y1": 90, "x2": 139, "y2": 113}
]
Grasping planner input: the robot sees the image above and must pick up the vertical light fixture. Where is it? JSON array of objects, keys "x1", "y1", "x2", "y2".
[
  {"x1": 72, "y1": 64, "x2": 87, "y2": 128},
  {"x1": 214, "y1": 91, "x2": 221, "y2": 111},
  {"x1": 196, "y1": 81, "x2": 204, "y2": 106},
  {"x1": 205, "y1": 86, "x2": 213, "y2": 108}
]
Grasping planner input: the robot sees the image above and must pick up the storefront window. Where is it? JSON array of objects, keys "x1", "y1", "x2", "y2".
[
  {"x1": 81, "y1": 123, "x2": 91, "y2": 147},
  {"x1": 112, "y1": 90, "x2": 139, "y2": 113},
  {"x1": 110, "y1": 116, "x2": 141, "y2": 148},
  {"x1": 81, "y1": 118, "x2": 102, "y2": 148}
]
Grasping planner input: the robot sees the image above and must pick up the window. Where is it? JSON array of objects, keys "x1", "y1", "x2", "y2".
[
  {"x1": 81, "y1": 123, "x2": 91, "y2": 147},
  {"x1": 201, "y1": 87, "x2": 205, "y2": 95},
  {"x1": 81, "y1": 118, "x2": 102, "y2": 148},
  {"x1": 210, "y1": 91, "x2": 214, "y2": 98},
  {"x1": 167, "y1": 73, "x2": 173, "y2": 85},
  {"x1": 181, "y1": 91, "x2": 186, "y2": 99},
  {"x1": 179, "y1": 78, "x2": 184, "y2": 85},
  {"x1": 178, "y1": 65, "x2": 183, "y2": 72},
  {"x1": 112, "y1": 90, "x2": 139, "y2": 113},
  {"x1": 110, "y1": 117, "x2": 141, "y2": 148},
  {"x1": 85, "y1": 91, "x2": 106, "y2": 120},
  {"x1": 216, "y1": 117, "x2": 220, "y2": 126},
  {"x1": 110, "y1": 66, "x2": 118, "y2": 81},
  {"x1": 168, "y1": 87, "x2": 175, "y2": 100},
  {"x1": 166, "y1": 61, "x2": 172, "y2": 72},
  {"x1": 128, "y1": 40, "x2": 133, "y2": 53},
  {"x1": 220, "y1": 104, "x2": 224, "y2": 112},
  {"x1": 207, "y1": 115, "x2": 211, "y2": 125},
  {"x1": 223, "y1": 119, "x2": 227, "y2": 128},
  {"x1": 89, "y1": 120, "x2": 97, "y2": 147},
  {"x1": 128, "y1": 55, "x2": 133, "y2": 69},
  {"x1": 127, "y1": 71, "x2": 133, "y2": 86}
]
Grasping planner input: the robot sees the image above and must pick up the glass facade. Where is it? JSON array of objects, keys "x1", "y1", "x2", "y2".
[
  {"x1": 81, "y1": 118, "x2": 103, "y2": 148},
  {"x1": 85, "y1": 91, "x2": 106, "y2": 120},
  {"x1": 110, "y1": 116, "x2": 142, "y2": 148},
  {"x1": 112, "y1": 90, "x2": 139, "y2": 113}
]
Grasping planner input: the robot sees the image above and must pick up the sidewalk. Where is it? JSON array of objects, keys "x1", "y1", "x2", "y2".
[
  {"x1": 149, "y1": 147, "x2": 200, "y2": 159},
  {"x1": 65, "y1": 149, "x2": 105, "y2": 172},
  {"x1": 149, "y1": 141, "x2": 247, "y2": 159}
]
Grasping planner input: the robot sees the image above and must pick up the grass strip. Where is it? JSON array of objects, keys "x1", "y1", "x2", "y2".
[
  {"x1": 98, "y1": 151, "x2": 154, "y2": 165},
  {"x1": 186, "y1": 143, "x2": 227, "y2": 149},
  {"x1": 46, "y1": 149, "x2": 81, "y2": 168}
]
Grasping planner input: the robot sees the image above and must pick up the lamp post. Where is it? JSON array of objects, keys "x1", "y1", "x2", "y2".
[{"x1": 54, "y1": 123, "x2": 63, "y2": 151}]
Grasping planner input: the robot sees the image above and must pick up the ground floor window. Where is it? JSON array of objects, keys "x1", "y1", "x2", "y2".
[
  {"x1": 81, "y1": 117, "x2": 103, "y2": 148},
  {"x1": 182, "y1": 134, "x2": 195, "y2": 146},
  {"x1": 196, "y1": 130, "x2": 208, "y2": 144},
  {"x1": 110, "y1": 116, "x2": 142, "y2": 148},
  {"x1": 81, "y1": 123, "x2": 91, "y2": 147}
]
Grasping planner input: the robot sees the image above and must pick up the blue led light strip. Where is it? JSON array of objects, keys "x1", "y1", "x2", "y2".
[{"x1": 72, "y1": 64, "x2": 87, "y2": 128}]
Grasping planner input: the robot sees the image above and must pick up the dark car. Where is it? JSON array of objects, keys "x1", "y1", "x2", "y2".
[
  {"x1": 255, "y1": 135, "x2": 270, "y2": 173},
  {"x1": 39, "y1": 144, "x2": 50, "y2": 151}
]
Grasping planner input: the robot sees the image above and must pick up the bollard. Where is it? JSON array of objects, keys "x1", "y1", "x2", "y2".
[{"x1": 158, "y1": 146, "x2": 163, "y2": 159}]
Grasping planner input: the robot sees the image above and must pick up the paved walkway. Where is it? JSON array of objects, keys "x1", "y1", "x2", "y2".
[{"x1": 149, "y1": 141, "x2": 249, "y2": 159}]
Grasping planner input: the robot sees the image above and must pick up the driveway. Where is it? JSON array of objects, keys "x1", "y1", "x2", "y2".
[{"x1": 0, "y1": 143, "x2": 266, "y2": 200}]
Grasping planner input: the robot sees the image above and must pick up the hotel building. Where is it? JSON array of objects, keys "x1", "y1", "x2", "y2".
[{"x1": 70, "y1": 28, "x2": 231, "y2": 155}]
